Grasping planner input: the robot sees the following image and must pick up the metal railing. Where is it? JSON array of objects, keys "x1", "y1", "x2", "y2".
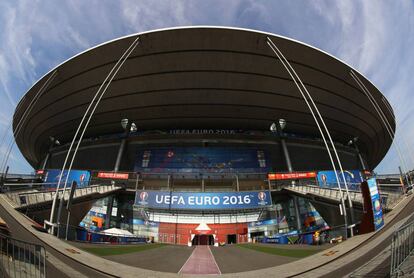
[
  {"x1": 0, "y1": 233, "x2": 46, "y2": 277},
  {"x1": 390, "y1": 220, "x2": 414, "y2": 277},
  {"x1": 5, "y1": 184, "x2": 121, "y2": 207},
  {"x1": 287, "y1": 185, "x2": 363, "y2": 203}
]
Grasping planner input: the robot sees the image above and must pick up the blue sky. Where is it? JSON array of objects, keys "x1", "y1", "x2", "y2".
[{"x1": 0, "y1": 0, "x2": 413, "y2": 174}]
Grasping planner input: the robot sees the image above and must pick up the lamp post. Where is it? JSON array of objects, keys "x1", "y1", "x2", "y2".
[
  {"x1": 114, "y1": 119, "x2": 137, "y2": 172},
  {"x1": 270, "y1": 120, "x2": 302, "y2": 231},
  {"x1": 347, "y1": 137, "x2": 367, "y2": 171},
  {"x1": 270, "y1": 119, "x2": 293, "y2": 174},
  {"x1": 41, "y1": 136, "x2": 61, "y2": 170}
]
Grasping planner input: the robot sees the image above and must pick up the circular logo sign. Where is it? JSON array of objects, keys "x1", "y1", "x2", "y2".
[
  {"x1": 374, "y1": 200, "x2": 381, "y2": 212},
  {"x1": 321, "y1": 174, "x2": 327, "y2": 185},
  {"x1": 258, "y1": 191, "x2": 266, "y2": 201},
  {"x1": 140, "y1": 191, "x2": 149, "y2": 201}
]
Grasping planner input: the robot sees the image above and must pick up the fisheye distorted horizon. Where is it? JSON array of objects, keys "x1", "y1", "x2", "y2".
[{"x1": 0, "y1": 0, "x2": 413, "y2": 174}]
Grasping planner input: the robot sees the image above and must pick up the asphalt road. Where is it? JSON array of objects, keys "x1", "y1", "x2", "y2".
[
  {"x1": 305, "y1": 198, "x2": 414, "y2": 278},
  {"x1": 0, "y1": 202, "x2": 112, "y2": 277}
]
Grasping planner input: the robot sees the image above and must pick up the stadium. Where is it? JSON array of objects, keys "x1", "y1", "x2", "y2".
[{"x1": 13, "y1": 27, "x2": 395, "y2": 246}]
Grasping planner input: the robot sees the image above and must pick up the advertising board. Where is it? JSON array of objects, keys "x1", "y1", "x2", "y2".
[
  {"x1": 367, "y1": 178, "x2": 384, "y2": 231},
  {"x1": 44, "y1": 169, "x2": 90, "y2": 188},
  {"x1": 317, "y1": 170, "x2": 363, "y2": 190},
  {"x1": 268, "y1": 171, "x2": 316, "y2": 180},
  {"x1": 135, "y1": 190, "x2": 272, "y2": 210},
  {"x1": 134, "y1": 147, "x2": 269, "y2": 173}
]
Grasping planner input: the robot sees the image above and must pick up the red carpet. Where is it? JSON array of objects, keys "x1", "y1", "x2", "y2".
[{"x1": 179, "y1": 246, "x2": 221, "y2": 275}]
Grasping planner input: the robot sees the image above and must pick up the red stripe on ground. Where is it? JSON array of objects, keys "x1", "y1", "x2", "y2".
[{"x1": 179, "y1": 246, "x2": 221, "y2": 275}]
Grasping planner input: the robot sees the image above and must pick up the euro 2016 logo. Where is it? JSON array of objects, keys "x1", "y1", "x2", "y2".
[
  {"x1": 258, "y1": 191, "x2": 267, "y2": 205},
  {"x1": 139, "y1": 191, "x2": 149, "y2": 206},
  {"x1": 374, "y1": 199, "x2": 381, "y2": 212}
]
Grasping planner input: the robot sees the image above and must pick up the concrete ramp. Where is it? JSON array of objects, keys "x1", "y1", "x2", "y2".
[
  {"x1": 4, "y1": 184, "x2": 121, "y2": 209},
  {"x1": 283, "y1": 185, "x2": 363, "y2": 226}
]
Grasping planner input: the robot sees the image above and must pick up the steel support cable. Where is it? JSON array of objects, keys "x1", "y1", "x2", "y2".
[
  {"x1": 350, "y1": 70, "x2": 402, "y2": 154},
  {"x1": 53, "y1": 36, "x2": 140, "y2": 234},
  {"x1": 50, "y1": 36, "x2": 140, "y2": 231},
  {"x1": 379, "y1": 97, "x2": 414, "y2": 169},
  {"x1": 267, "y1": 38, "x2": 353, "y2": 199},
  {"x1": 266, "y1": 38, "x2": 349, "y2": 236},
  {"x1": 1, "y1": 70, "x2": 57, "y2": 172},
  {"x1": 355, "y1": 74, "x2": 412, "y2": 180},
  {"x1": 0, "y1": 89, "x2": 29, "y2": 152},
  {"x1": 0, "y1": 70, "x2": 58, "y2": 174},
  {"x1": 49, "y1": 36, "x2": 140, "y2": 229},
  {"x1": 267, "y1": 38, "x2": 354, "y2": 225},
  {"x1": 350, "y1": 71, "x2": 411, "y2": 180}
]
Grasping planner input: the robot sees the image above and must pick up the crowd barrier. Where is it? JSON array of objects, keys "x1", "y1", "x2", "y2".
[
  {"x1": 0, "y1": 232, "x2": 46, "y2": 277},
  {"x1": 57, "y1": 224, "x2": 147, "y2": 244},
  {"x1": 390, "y1": 220, "x2": 414, "y2": 277}
]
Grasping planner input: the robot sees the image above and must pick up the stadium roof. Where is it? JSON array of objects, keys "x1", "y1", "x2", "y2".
[{"x1": 13, "y1": 26, "x2": 395, "y2": 169}]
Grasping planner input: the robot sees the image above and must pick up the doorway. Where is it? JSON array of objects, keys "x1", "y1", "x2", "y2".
[
  {"x1": 192, "y1": 234, "x2": 214, "y2": 245},
  {"x1": 227, "y1": 234, "x2": 237, "y2": 244},
  {"x1": 250, "y1": 231, "x2": 265, "y2": 243}
]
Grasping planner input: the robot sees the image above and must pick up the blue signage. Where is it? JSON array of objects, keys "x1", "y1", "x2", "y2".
[
  {"x1": 132, "y1": 219, "x2": 159, "y2": 227},
  {"x1": 248, "y1": 219, "x2": 278, "y2": 228},
  {"x1": 367, "y1": 178, "x2": 384, "y2": 231},
  {"x1": 44, "y1": 169, "x2": 91, "y2": 188},
  {"x1": 317, "y1": 170, "x2": 363, "y2": 191},
  {"x1": 135, "y1": 190, "x2": 272, "y2": 210},
  {"x1": 134, "y1": 147, "x2": 269, "y2": 174}
]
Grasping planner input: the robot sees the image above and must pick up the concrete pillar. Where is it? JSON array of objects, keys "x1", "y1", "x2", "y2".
[
  {"x1": 235, "y1": 175, "x2": 240, "y2": 191},
  {"x1": 41, "y1": 153, "x2": 51, "y2": 170},
  {"x1": 293, "y1": 196, "x2": 302, "y2": 231},
  {"x1": 114, "y1": 138, "x2": 127, "y2": 172},
  {"x1": 280, "y1": 138, "x2": 293, "y2": 172},
  {"x1": 105, "y1": 196, "x2": 114, "y2": 229},
  {"x1": 354, "y1": 144, "x2": 367, "y2": 170}
]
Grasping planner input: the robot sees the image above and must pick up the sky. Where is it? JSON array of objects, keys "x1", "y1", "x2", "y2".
[{"x1": 0, "y1": 0, "x2": 413, "y2": 174}]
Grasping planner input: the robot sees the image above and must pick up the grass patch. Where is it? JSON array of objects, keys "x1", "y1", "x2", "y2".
[
  {"x1": 82, "y1": 243, "x2": 166, "y2": 256},
  {"x1": 237, "y1": 244, "x2": 319, "y2": 258}
]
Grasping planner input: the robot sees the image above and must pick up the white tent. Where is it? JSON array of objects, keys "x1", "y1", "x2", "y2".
[
  {"x1": 195, "y1": 223, "x2": 211, "y2": 231},
  {"x1": 102, "y1": 228, "x2": 134, "y2": 237}
]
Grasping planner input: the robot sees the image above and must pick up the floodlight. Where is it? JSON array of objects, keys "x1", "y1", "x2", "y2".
[{"x1": 121, "y1": 118, "x2": 129, "y2": 130}]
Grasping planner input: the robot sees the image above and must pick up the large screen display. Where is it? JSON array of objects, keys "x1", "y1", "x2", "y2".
[
  {"x1": 134, "y1": 147, "x2": 269, "y2": 173},
  {"x1": 44, "y1": 169, "x2": 91, "y2": 188},
  {"x1": 317, "y1": 170, "x2": 363, "y2": 191},
  {"x1": 135, "y1": 190, "x2": 272, "y2": 210}
]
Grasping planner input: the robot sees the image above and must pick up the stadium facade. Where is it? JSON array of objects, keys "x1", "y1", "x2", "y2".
[{"x1": 13, "y1": 27, "x2": 395, "y2": 245}]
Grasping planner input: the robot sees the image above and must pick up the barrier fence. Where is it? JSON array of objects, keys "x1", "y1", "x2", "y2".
[
  {"x1": 390, "y1": 220, "x2": 414, "y2": 277},
  {"x1": 0, "y1": 232, "x2": 46, "y2": 278}
]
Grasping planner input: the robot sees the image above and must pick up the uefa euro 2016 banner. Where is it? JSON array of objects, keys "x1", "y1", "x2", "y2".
[
  {"x1": 317, "y1": 170, "x2": 363, "y2": 191},
  {"x1": 135, "y1": 190, "x2": 272, "y2": 210},
  {"x1": 43, "y1": 169, "x2": 91, "y2": 188}
]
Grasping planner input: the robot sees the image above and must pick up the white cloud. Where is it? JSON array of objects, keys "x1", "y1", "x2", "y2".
[{"x1": 0, "y1": 0, "x2": 413, "y2": 174}]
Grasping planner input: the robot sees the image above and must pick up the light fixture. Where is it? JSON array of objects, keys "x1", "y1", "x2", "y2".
[
  {"x1": 49, "y1": 136, "x2": 60, "y2": 146},
  {"x1": 130, "y1": 122, "x2": 137, "y2": 133},
  {"x1": 121, "y1": 118, "x2": 129, "y2": 130},
  {"x1": 347, "y1": 137, "x2": 359, "y2": 146},
  {"x1": 270, "y1": 122, "x2": 278, "y2": 132},
  {"x1": 279, "y1": 119, "x2": 287, "y2": 130}
]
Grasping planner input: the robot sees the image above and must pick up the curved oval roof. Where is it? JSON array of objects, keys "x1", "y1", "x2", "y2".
[{"x1": 13, "y1": 26, "x2": 395, "y2": 169}]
